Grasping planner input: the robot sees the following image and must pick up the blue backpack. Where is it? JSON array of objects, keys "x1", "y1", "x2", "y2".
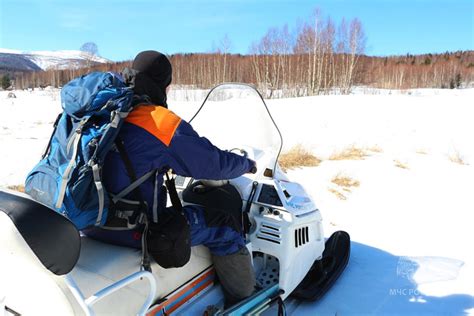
[{"x1": 25, "y1": 72, "x2": 137, "y2": 229}]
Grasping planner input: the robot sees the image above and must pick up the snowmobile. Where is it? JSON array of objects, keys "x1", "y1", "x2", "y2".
[{"x1": 0, "y1": 83, "x2": 350, "y2": 316}]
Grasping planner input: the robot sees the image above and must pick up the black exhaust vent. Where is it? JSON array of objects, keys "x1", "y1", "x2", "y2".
[{"x1": 295, "y1": 226, "x2": 309, "y2": 248}]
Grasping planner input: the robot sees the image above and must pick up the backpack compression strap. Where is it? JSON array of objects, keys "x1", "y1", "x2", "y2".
[
  {"x1": 54, "y1": 117, "x2": 107, "y2": 226},
  {"x1": 42, "y1": 113, "x2": 62, "y2": 159},
  {"x1": 56, "y1": 119, "x2": 88, "y2": 210}
]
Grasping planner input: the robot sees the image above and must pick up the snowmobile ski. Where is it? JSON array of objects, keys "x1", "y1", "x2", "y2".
[{"x1": 290, "y1": 230, "x2": 350, "y2": 301}]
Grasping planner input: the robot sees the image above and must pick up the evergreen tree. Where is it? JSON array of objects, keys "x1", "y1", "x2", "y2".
[
  {"x1": 1, "y1": 74, "x2": 11, "y2": 90},
  {"x1": 455, "y1": 73, "x2": 462, "y2": 88},
  {"x1": 449, "y1": 79, "x2": 455, "y2": 89}
]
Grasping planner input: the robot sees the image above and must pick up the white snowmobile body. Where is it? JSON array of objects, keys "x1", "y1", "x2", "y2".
[{"x1": 0, "y1": 83, "x2": 348, "y2": 316}]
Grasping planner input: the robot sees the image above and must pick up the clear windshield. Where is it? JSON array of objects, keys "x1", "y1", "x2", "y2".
[{"x1": 189, "y1": 84, "x2": 282, "y2": 172}]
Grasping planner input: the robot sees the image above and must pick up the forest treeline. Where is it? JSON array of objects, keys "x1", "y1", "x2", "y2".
[
  {"x1": 11, "y1": 50, "x2": 472, "y2": 97},
  {"x1": 7, "y1": 9, "x2": 474, "y2": 97}
]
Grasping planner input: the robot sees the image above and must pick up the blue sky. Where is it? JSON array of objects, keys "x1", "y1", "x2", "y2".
[{"x1": 0, "y1": 0, "x2": 473, "y2": 61}]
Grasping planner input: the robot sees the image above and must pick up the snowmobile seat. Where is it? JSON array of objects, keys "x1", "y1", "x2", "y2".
[
  {"x1": 0, "y1": 189, "x2": 214, "y2": 315},
  {"x1": 0, "y1": 189, "x2": 82, "y2": 315},
  {"x1": 0, "y1": 189, "x2": 80, "y2": 275}
]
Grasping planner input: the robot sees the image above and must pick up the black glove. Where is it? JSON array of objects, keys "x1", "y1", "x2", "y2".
[{"x1": 248, "y1": 159, "x2": 257, "y2": 174}]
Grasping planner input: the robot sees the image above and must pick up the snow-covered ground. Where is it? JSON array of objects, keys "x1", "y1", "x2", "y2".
[
  {"x1": 1, "y1": 87, "x2": 473, "y2": 315},
  {"x1": 26, "y1": 50, "x2": 110, "y2": 70}
]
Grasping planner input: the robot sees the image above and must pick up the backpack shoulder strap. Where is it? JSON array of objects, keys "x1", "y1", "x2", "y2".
[
  {"x1": 113, "y1": 136, "x2": 153, "y2": 272},
  {"x1": 113, "y1": 137, "x2": 147, "y2": 218},
  {"x1": 164, "y1": 170, "x2": 183, "y2": 215}
]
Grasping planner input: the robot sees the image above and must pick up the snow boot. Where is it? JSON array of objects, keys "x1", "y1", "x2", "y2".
[{"x1": 212, "y1": 246, "x2": 256, "y2": 308}]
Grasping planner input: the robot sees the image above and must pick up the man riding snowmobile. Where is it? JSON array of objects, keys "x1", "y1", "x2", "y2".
[
  {"x1": 81, "y1": 50, "x2": 257, "y2": 306},
  {"x1": 1, "y1": 65, "x2": 352, "y2": 314}
]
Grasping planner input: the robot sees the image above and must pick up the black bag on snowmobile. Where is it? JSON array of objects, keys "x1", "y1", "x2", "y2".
[
  {"x1": 146, "y1": 210, "x2": 191, "y2": 268},
  {"x1": 146, "y1": 172, "x2": 191, "y2": 268},
  {"x1": 109, "y1": 141, "x2": 191, "y2": 269}
]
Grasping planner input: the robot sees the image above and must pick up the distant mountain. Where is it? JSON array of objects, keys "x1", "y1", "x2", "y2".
[
  {"x1": 0, "y1": 49, "x2": 111, "y2": 73},
  {"x1": 0, "y1": 53, "x2": 42, "y2": 72}
]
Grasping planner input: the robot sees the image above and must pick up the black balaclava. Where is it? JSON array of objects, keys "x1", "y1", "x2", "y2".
[{"x1": 131, "y1": 50, "x2": 172, "y2": 107}]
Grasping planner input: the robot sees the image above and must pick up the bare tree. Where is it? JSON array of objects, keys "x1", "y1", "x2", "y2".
[
  {"x1": 80, "y1": 42, "x2": 99, "y2": 68},
  {"x1": 80, "y1": 42, "x2": 99, "y2": 56},
  {"x1": 337, "y1": 18, "x2": 366, "y2": 94},
  {"x1": 294, "y1": 9, "x2": 335, "y2": 95},
  {"x1": 250, "y1": 41, "x2": 262, "y2": 86},
  {"x1": 219, "y1": 34, "x2": 232, "y2": 82}
]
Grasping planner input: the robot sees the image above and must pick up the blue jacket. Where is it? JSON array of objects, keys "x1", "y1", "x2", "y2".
[{"x1": 103, "y1": 104, "x2": 254, "y2": 216}]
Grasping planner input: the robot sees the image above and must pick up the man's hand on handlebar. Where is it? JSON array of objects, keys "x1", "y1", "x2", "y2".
[{"x1": 248, "y1": 159, "x2": 257, "y2": 174}]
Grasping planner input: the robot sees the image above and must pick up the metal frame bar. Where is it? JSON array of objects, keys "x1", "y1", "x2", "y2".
[{"x1": 65, "y1": 270, "x2": 156, "y2": 316}]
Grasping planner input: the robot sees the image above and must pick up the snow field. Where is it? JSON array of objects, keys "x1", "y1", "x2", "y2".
[{"x1": 0, "y1": 87, "x2": 473, "y2": 314}]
